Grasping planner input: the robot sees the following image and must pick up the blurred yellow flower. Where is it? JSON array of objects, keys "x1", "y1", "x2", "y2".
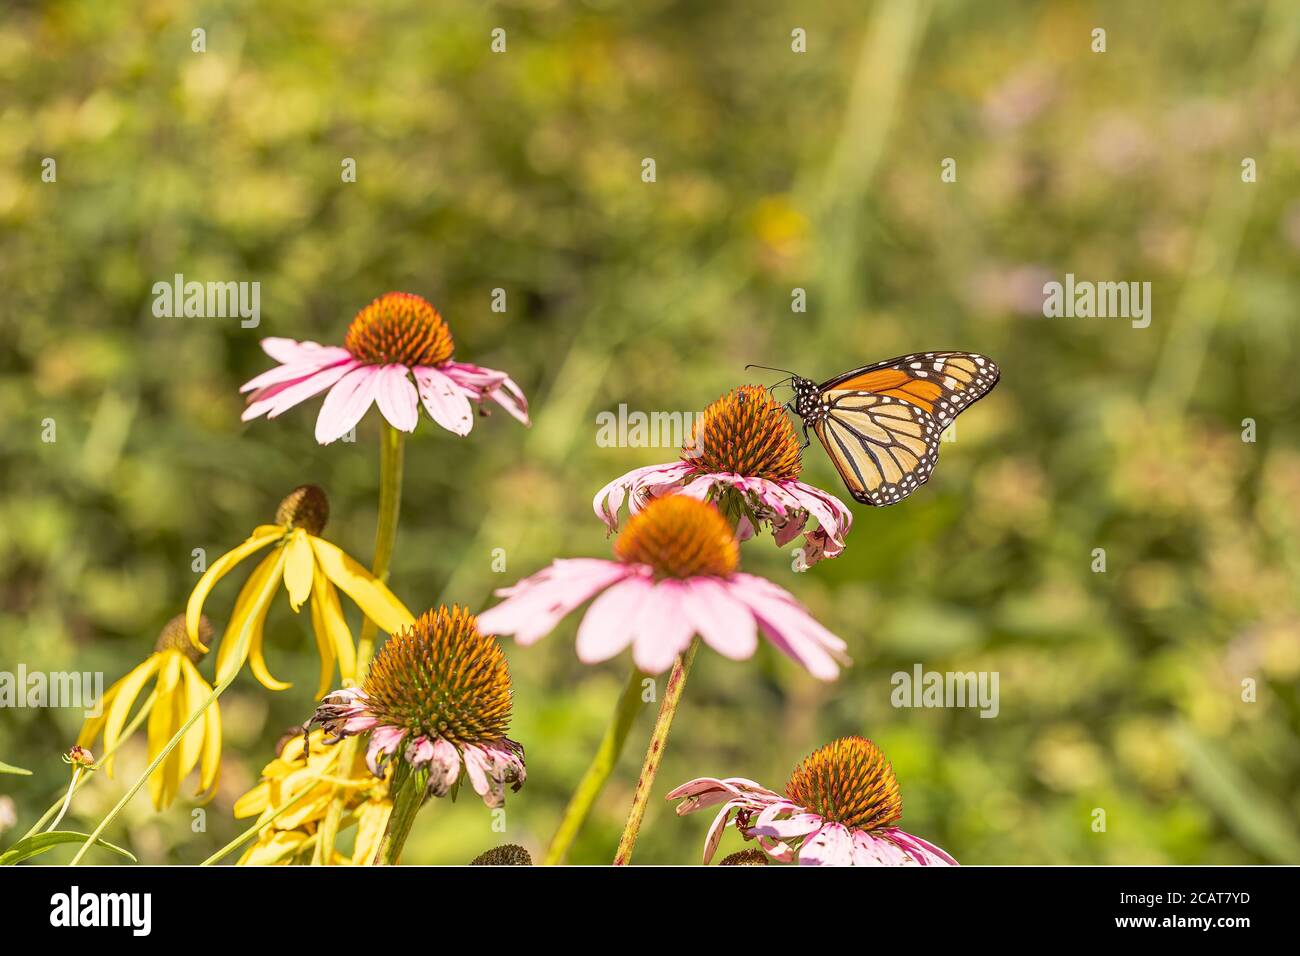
[
  {"x1": 188, "y1": 485, "x2": 413, "y2": 696},
  {"x1": 78, "y1": 614, "x2": 222, "y2": 810}
]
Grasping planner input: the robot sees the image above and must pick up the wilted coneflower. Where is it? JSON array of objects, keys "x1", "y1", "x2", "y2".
[
  {"x1": 668, "y1": 736, "x2": 957, "y2": 867},
  {"x1": 311, "y1": 606, "x2": 526, "y2": 812},
  {"x1": 77, "y1": 615, "x2": 222, "y2": 810},
  {"x1": 594, "y1": 385, "x2": 853, "y2": 568},
  {"x1": 240, "y1": 291, "x2": 530, "y2": 444},
  {"x1": 187, "y1": 485, "x2": 413, "y2": 694},
  {"x1": 478, "y1": 494, "x2": 848, "y2": 678}
]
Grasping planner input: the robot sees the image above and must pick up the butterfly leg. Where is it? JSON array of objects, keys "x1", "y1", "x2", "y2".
[{"x1": 800, "y1": 423, "x2": 811, "y2": 450}]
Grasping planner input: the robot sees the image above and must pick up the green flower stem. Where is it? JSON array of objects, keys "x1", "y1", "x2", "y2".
[
  {"x1": 46, "y1": 767, "x2": 85, "y2": 832},
  {"x1": 70, "y1": 675, "x2": 234, "y2": 865},
  {"x1": 20, "y1": 691, "x2": 157, "y2": 841},
  {"x1": 354, "y1": 422, "x2": 406, "y2": 676},
  {"x1": 613, "y1": 637, "x2": 700, "y2": 865},
  {"x1": 373, "y1": 765, "x2": 427, "y2": 865},
  {"x1": 316, "y1": 422, "x2": 405, "y2": 865},
  {"x1": 543, "y1": 668, "x2": 645, "y2": 865}
]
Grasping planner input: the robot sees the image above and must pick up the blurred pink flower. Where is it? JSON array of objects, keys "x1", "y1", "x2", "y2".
[
  {"x1": 477, "y1": 495, "x2": 848, "y2": 678},
  {"x1": 241, "y1": 292, "x2": 529, "y2": 444},
  {"x1": 668, "y1": 736, "x2": 957, "y2": 867}
]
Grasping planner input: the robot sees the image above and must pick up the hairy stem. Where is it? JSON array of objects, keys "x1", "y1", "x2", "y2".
[{"x1": 613, "y1": 638, "x2": 700, "y2": 865}]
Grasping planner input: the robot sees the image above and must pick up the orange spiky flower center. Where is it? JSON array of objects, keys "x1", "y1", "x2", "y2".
[
  {"x1": 155, "y1": 613, "x2": 212, "y2": 663},
  {"x1": 275, "y1": 485, "x2": 329, "y2": 535},
  {"x1": 344, "y1": 292, "x2": 455, "y2": 367},
  {"x1": 361, "y1": 606, "x2": 512, "y2": 744},
  {"x1": 613, "y1": 495, "x2": 739, "y2": 579},
  {"x1": 785, "y1": 736, "x2": 903, "y2": 831},
  {"x1": 684, "y1": 384, "x2": 802, "y2": 481}
]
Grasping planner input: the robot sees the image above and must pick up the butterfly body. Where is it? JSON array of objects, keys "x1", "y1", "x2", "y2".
[{"x1": 787, "y1": 351, "x2": 1000, "y2": 506}]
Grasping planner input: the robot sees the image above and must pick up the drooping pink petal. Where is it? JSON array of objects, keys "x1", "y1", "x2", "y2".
[
  {"x1": 441, "y1": 361, "x2": 530, "y2": 425},
  {"x1": 702, "y1": 799, "x2": 745, "y2": 864},
  {"x1": 427, "y1": 738, "x2": 462, "y2": 797},
  {"x1": 242, "y1": 361, "x2": 358, "y2": 422},
  {"x1": 365, "y1": 725, "x2": 406, "y2": 776},
  {"x1": 678, "y1": 577, "x2": 757, "y2": 661},
  {"x1": 373, "y1": 364, "x2": 420, "y2": 433},
  {"x1": 413, "y1": 366, "x2": 474, "y2": 436},
  {"x1": 575, "y1": 575, "x2": 652, "y2": 664},
  {"x1": 885, "y1": 828, "x2": 959, "y2": 866},
  {"x1": 315, "y1": 365, "x2": 383, "y2": 444},
  {"x1": 591, "y1": 461, "x2": 695, "y2": 531},
  {"x1": 724, "y1": 573, "x2": 849, "y2": 681},
  {"x1": 798, "y1": 822, "x2": 854, "y2": 866},
  {"x1": 476, "y1": 559, "x2": 636, "y2": 647},
  {"x1": 630, "y1": 580, "x2": 694, "y2": 674}
]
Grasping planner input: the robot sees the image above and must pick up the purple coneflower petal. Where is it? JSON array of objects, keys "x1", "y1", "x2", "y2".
[
  {"x1": 477, "y1": 559, "x2": 636, "y2": 646},
  {"x1": 413, "y1": 366, "x2": 474, "y2": 436},
  {"x1": 427, "y1": 738, "x2": 461, "y2": 798},
  {"x1": 630, "y1": 580, "x2": 694, "y2": 674},
  {"x1": 315, "y1": 365, "x2": 383, "y2": 444},
  {"x1": 678, "y1": 577, "x2": 757, "y2": 661},
  {"x1": 799, "y1": 822, "x2": 854, "y2": 866},
  {"x1": 243, "y1": 361, "x2": 358, "y2": 422},
  {"x1": 726, "y1": 573, "x2": 848, "y2": 681},
  {"x1": 365, "y1": 724, "x2": 406, "y2": 776},
  {"x1": 575, "y1": 574, "x2": 652, "y2": 664},
  {"x1": 374, "y1": 364, "x2": 420, "y2": 433}
]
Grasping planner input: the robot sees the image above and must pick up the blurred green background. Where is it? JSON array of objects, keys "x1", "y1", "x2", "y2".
[{"x1": 2, "y1": 0, "x2": 1299, "y2": 865}]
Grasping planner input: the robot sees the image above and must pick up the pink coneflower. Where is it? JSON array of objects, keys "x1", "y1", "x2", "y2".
[
  {"x1": 668, "y1": 736, "x2": 957, "y2": 866},
  {"x1": 594, "y1": 385, "x2": 852, "y2": 568},
  {"x1": 241, "y1": 292, "x2": 530, "y2": 444},
  {"x1": 311, "y1": 606, "x2": 526, "y2": 809},
  {"x1": 476, "y1": 494, "x2": 848, "y2": 679}
]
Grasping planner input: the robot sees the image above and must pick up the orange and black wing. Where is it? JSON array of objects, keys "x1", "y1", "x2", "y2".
[{"x1": 812, "y1": 351, "x2": 1000, "y2": 506}]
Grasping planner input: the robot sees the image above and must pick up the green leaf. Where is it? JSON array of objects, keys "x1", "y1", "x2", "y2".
[
  {"x1": 1175, "y1": 725, "x2": 1300, "y2": 863},
  {"x1": 0, "y1": 760, "x2": 32, "y2": 775},
  {"x1": 0, "y1": 831, "x2": 137, "y2": 866}
]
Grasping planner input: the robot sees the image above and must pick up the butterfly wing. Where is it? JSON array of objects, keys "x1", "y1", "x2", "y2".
[{"x1": 811, "y1": 351, "x2": 1000, "y2": 506}]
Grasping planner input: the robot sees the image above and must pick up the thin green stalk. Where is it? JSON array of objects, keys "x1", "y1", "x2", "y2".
[
  {"x1": 613, "y1": 638, "x2": 700, "y2": 865},
  {"x1": 543, "y1": 668, "x2": 645, "y2": 865},
  {"x1": 46, "y1": 767, "x2": 85, "y2": 832},
  {"x1": 316, "y1": 422, "x2": 405, "y2": 865},
  {"x1": 20, "y1": 691, "x2": 157, "y2": 841},
  {"x1": 70, "y1": 675, "x2": 234, "y2": 865}
]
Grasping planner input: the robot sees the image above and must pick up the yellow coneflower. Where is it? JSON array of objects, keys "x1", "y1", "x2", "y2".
[
  {"x1": 233, "y1": 728, "x2": 392, "y2": 866},
  {"x1": 188, "y1": 485, "x2": 414, "y2": 696},
  {"x1": 77, "y1": 615, "x2": 222, "y2": 810}
]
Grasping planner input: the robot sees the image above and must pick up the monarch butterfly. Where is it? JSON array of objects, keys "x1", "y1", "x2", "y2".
[{"x1": 751, "y1": 351, "x2": 1000, "y2": 506}]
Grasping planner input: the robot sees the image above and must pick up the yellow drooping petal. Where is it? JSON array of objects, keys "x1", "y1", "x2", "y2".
[
  {"x1": 147, "y1": 654, "x2": 185, "y2": 809},
  {"x1": 181, "y1": 656, "x2": 222, "y2": 797},
  {"x1": 308, "y1": 536, "x2": 414, "y2": 635},
  {"x1": 351, "y1": 798, "x2": 394, "y2": 866},
  {"x1": 307, "y1": 571, "x2": 337, "y2": 700},
  {"x1": 249, "y1": 613, "x2": 293, "y2": 692},
  {"x1": 215, "y1": 549, "x2": 286, "y2": 686},
  {"x1": 186, "y1": 525, "x2": 282, "y2": 651},
  {"x1": 283, "y1": 529, "x2": 315, "y2": 612},
  {"x1": 101, "y1": 655, "x2": 163, "y2": 779},
  {"x1": 239, "y1": 829, "x2": 309, "y2": 866}
]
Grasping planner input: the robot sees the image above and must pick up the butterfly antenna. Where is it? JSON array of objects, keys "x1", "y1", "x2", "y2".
[{"x1": 745, "y1": 363, "x2": 796, "y2": 377}]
